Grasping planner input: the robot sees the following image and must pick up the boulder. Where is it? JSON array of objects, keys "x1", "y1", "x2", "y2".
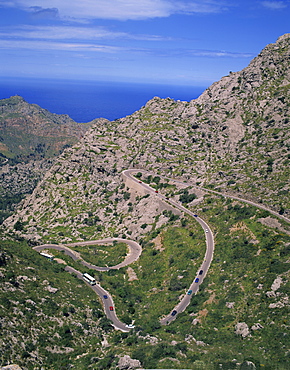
[
  {"x1": 117, "y1": 355, "x2": 141, "y2": 369},
  {"x1": 235, "y1": 322, "x2": 250, "y2": 338}
]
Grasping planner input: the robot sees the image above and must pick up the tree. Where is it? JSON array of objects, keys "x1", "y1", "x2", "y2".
[{"x1": 14, "y1": 220, "x2": 24, "y2": 231}]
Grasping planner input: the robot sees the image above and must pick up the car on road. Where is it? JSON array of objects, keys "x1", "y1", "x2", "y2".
[
  {"x1": 103, "y1": 295, "x2": 108, "y2": 299},
  {"x1": 138, "y1": 181, "x2": 142, "y2": 183},
  {"x1": 205, "y1": 229, "x2": 208, "y2": 233},
  {"x1": 195, "y1": 278, "x2": 199, "y2": 283},
  {"x1": 109, "y1": 306, "x2": 114, "y2": 311},
  {"x1": 155, "y1": 190, "x2": 158, "y2": 193},
  {"x1": 125, "y1": 324, "x2": 135, "y2": 328},
  {"x1": 199, "y1": 270, "x2": 203, "y2": 275},
  {"x1": 187, "y1": 290, "x2": 192, "y2": 295},
  {"x1": 194, "y1": 214, "x2": 198, "y2": 217},
  {"x1": 171, "y1": 310, "x2": 177, "y2": 316}
]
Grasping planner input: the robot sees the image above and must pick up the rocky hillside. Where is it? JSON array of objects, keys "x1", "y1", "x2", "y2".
[
  {"x1": 0, "y1": 95, "x2": 93, "y2": 162},
  {"x1": 1, "y1": 34, "x2": 290, "y2": 370},
  {"x1": 0, "y1": 96, "x2": 103, "y2": 223},
  {"x1": 4, "y1": 34, "x2": 290, "y2": 241}
]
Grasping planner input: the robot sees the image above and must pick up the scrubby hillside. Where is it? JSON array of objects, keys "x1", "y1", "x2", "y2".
[
  {"x1": 1, "y1": 34, "x2": 290, "y2": 370},
  {"x1": 0, "y1": 95, "x2": 92, "y2": 162},
  {"x1": 0, "y1": 95, "x2": 102, "y2": 223},
  {"x1": 4, "y1": 35, "x2": 290, "y2": 241}
]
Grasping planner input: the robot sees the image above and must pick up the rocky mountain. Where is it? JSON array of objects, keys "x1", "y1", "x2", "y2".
[
  {"x1": 0, "y1": 95, "x2": 103, "y2": 223},
  {"x1": 1, "y1": 34, "x2": 290, "y2": 370},
  {"x1": 4, "y1": 34, "x2": 290, "y2": 241},
  {"x1": 0, "y1": 95, "x2": 93, "y2": 162}
]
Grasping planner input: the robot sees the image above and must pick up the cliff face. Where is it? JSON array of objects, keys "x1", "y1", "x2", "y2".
[{"x1": 3, "y1": 34, "x2": 290, "y2": 240}]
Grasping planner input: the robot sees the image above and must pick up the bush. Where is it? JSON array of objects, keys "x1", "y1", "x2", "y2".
[
  {"x1": 179, "y1": 189, "x2": 197, "y2": 204},
  {"x1": 14, "y1": 220, "x2": 24, "y2": 231},
  {"x1": 123, "y1": 192, "x2": 130, "y2": 200}
]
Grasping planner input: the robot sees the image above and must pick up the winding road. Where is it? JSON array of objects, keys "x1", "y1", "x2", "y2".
[
  {"x1": 33, "y1": 238, "x2": 142, "y2": 332},
  {"x1": 34, "y1": 169, "x2": 288, "y2": 331},
  {"x1": 123, "y1": 169, "x2": 214, "y2": 324}
]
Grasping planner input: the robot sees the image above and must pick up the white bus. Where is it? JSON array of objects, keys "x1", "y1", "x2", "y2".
[
  {"x1": 83, "y1": 273, "x2": 96, "y2": 285},
  {"x1": 40, "y1": 252, "x2": 54, "y2": 260}
]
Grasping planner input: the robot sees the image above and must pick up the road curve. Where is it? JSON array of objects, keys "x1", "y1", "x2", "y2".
[
  {"x1": 34, "y1": 168, "x2": 289, "y2": 330},
  {"x1": 64, "y1": 265, "x2": 129, "y2": 332},
  {"x1": 34, "y1": 238, "x2": 142, "y2": 271},
  {"x1": 123, "y1": 169, "x2": 215, "y2": 324},
  {"x1": 133, "y1": 169, "x2": 290, "y2": 224},
  {"x1": 35, "y1": 170, "x2": 214, "y2": 329},
  {"x1": 33, "y1": 238, "x2": 142, "y2": 332}
]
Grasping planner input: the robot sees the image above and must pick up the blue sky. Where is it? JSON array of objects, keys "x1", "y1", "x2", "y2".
[{"x1": 0, "y1": 0, "x2": 289, "y2": 86}]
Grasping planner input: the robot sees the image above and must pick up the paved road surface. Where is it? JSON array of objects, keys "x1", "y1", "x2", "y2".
[
  {"x1": 123, "y1": 169, "x2": 214, "y2": 324},
  {"x1": 35, "y1": 167, "x2": 285, "y2": 330},
  {"x1": 34, "y1": 170, "x2": 216, "y2": 330},
  {"x1": 34, "y1": 238, "x2": 142, "y2": 332}
]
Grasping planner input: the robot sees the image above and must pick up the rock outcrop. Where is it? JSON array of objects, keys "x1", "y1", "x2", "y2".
[
  {"x1": 235, "y1": 322, "x2": 250, "y2": 338},
  {"x1": 117, "y1": 355, "x2": 141, "y2": 369}
]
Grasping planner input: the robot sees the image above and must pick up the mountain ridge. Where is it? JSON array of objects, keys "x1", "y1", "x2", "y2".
[
  {"x1": 3, "y1": 34, "x2": 290, "y2": 241},
  {"x1": 0, "y1": 95, "x2": 107, "y2": 223},
  {"x1": 0, "y1": 34, "x2": 290, "y2": 370},
  {"x1": 0, "y1": 94, "x2": 97, "y2": 161}
]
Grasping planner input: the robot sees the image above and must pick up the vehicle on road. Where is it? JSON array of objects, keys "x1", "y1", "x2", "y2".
[
  {"x1": 187, "y1": 290, "x2": 192, "y2": 295},
  {"x1": 125, "y1": 324, "x2": 135, "y2": 328},
  {"x1": 205, "y1": 229, "x2": 208, "y2": 233},
  {"x1": 103, "y1": 295, "x2": 108, "y2": 299},
  {"x1": 171, "y1": 310, "x2": 177, "y2": 316},
  {"x1": 155, "y1": 190, "x2": 158, "y2": 193},
  {"x1": 83, "y1": 273, "x2": 96, "y2": 286},
  {"x1": 109, "y1": 306, "x2": 114, "y2": 311},
  {"x1": 195, "y1": 278, "x2": 199, "y2": 283},
  {"x1": 199, "y1": 270, "x2": 203, "y2": 275},
  {"x1": 40, "y1": 252, "x2": 54, "y2": 260},
  {"x1": 194, "y1": 214, "x2": 198, "y2": 217}
]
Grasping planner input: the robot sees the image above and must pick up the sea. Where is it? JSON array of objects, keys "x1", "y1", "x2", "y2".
[{"x1": 0, "y1": 77, "x2": 207, "y2": 123}]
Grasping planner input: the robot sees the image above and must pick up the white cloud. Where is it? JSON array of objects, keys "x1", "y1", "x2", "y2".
[
  {"x1": 0, "y1": 39, "x2": 123, "y2": 53},
  {"x1": 187, "y1": 49, "x2": 254, "y2": 58},
  {"x1": 261, "y1": 1, "x2": 288, "y2": 9},
  {"x1": 0, "y1": 25, "x2": 170, "y2": 42},
  {"x1": 2, "y1": 0, "x2": 227, "y2": 20},
  {"x1": 0, "y1": 26, "x2": 130, "y2": 40},
  {"x1": 0, "y1": 34, "x2": 252, "y2": 60},
  {"x1": 171, "y1": 1, "x2": 228, "y2": 14}
]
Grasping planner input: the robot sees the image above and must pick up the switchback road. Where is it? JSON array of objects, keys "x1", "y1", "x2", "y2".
[
  {"x1": 34, "y1": 170, "x2": 215, "y2": 330},
  {"x1": 36, "y1": 167, "x2": 285, "y2": 330},
  {"x1": 123, "y1": 169, "x2": 214, "y2": 324},
  {"x1": 34, "y1": 238, "x2": 142, "y2": 332}
]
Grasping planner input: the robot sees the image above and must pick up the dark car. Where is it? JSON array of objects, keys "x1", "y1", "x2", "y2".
[
  {"x1": 109, "y1": 306, "x2": 113, "y2": 311},
  {"x1": 194, "y1": 214, "x2": 198, "y2": 217},
  {"x1": 195, "y1": 278, "x2": 199, "y2": 283},
  {"x1": 187, "y1": 290, "x2": 193, "y2": 295},
  {"x1": 103, "y1": 295, "x2": 108, "y2": 299},
  {"x1": 199, "y1": 270, "x2": 203, "y2": 275},
  {"x1": 171, "y1": 310, "x2": 177, "y2": 316}
]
